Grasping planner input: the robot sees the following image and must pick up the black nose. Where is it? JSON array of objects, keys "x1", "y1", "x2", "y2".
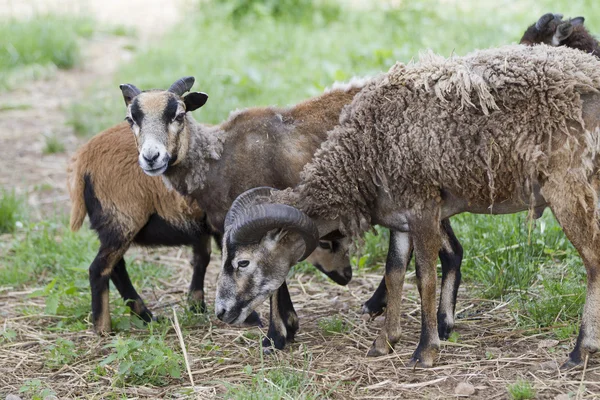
[
  {"x1": 143, "y1": 152, "x2": 160, "y2": 164},
  {"x1": 216, "y1": 309, "x2": 226, "y2": 320}
]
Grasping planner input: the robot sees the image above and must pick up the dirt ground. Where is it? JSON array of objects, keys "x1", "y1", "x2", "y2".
[{"x1": 1, "y1": 1, "x2": 600, "y2": 399}]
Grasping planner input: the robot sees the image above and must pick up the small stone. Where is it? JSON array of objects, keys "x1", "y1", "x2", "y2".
[
  {"x1": 539, "y1": 360, "x2": 559, "y2": 371},
  {"x1": 454, "y1": 382, "x2": 475, "y2": 396},
  {"x1": 554, "y1": 395, "x2": 570, "y2": 400},
  {"x1": 43, "y1": 396, "x2": 59, "y2": 400},
  {"x1": 374, "y1": 315, "x2": 385, "y2": 326},
  {"x1": 360, "y1": 314, "x2": 371, "y2": 322},
  {"x1": 538, "y1": 339, "x2": 559, "y2": 349},
  {"x1": 6, "y1": 395, "x2": 22, "y2": 400}
]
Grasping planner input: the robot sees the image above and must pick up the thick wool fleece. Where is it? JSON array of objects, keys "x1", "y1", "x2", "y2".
[{"x1": 285, "y1": 44, "x2": 600, "y2": 237}]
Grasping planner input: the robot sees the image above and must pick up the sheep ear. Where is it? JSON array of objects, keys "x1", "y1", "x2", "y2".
[
  {"x1": 119, "y1": 83, "x2": 141, "y2": 106},
  {"x1": 183, "y1": 92, "x2": 208, "y2": 112},
  {"x1": 555, "y1": 21, "x2": 575, "y2": 42},
  {"x1": 571, "y1": 17, "x2": 584, "y2": 26}
]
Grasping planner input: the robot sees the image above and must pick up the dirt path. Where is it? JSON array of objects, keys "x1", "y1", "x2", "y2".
[{"x1": 0, "y1": 0, "x2": 186, "y2": 218}]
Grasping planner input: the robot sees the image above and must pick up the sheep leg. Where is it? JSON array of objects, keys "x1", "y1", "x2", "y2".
[
  {"x1": 89, "y1": 245, "x2": 127, "y2": 335},
  {"x1": 437, "y1": 218, "x2": 463, "y2": 340},
  {"x1": 110, "y1": 257, "x2": 153, "y2": 323},
  {"x1": 367, "y1": 231, "x2": 412, "y2": 357},
  {"x1": 262, "y1": 282, "x2": 298, "y2": 353},
  {"x1": 409, "y1": 215, "x2": 442, "y2": 368},
  {"x1": 188, "y1": 234, "x2": 212, "y2": 314},
  {"x1": 361, "y1": 276, "x2": 388, "y2": 316},
  {"x1": 543, "y1": 176, "x2": 600, "y2": 368}
]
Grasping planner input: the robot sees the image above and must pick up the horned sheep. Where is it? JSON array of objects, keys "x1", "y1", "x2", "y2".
[{"x1": 216, "y1": 44, "x2": 600, "y2": 368}]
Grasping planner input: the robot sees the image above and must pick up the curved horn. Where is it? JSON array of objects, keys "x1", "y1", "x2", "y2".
[
  {"x1": 119, "y1": 83, "x2": 141, "y2": 105},
  {"x1": 168, "y1": 76, "x2": 195, "y2": 96},
  {"x1": 225, "y1": 187, "x2": 276, "y2": 228},
  {"x1": 230, "y1": 203, "x2": 319, "y2": 262}
]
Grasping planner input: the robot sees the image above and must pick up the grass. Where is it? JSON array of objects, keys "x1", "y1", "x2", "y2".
[
  {"x1": 0, "y1": 189, "x2": 25, "y2": 234},
  {"x1": 318, "y1": 315, "x2": 350, "y2": 336},
  {"x1": 43, "y1": 134, "x2": 65, "y2": 154},
  {"x1": 0, "y1": 14, "x2": 95, "y2": 90},
  {"x1": 507, "y1": 379, "x2": 536, "y2": 400}
]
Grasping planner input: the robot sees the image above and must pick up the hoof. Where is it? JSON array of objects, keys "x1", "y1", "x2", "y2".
[
  {"x1": 262, "y1": 335, "x2": 285, "y2": 353},
  {"x1": 437, "y1": 318, "x2": 454, "y2": 341},
  {"x1": 243, "y1": 311, "x2": 263, "y2": 327},
  {"x1": 408, "y1": 357, "x2": 434, "y2": 368},
  {"x1": 361, "y1": 302, "x2": 385, "y2": 317},
  {"x1": 136, "y1": 309, "x2": 154, "y2": 324},
  {"x1": 409, "y1": 345, "x2": 439, "y2": 368},
  {"x1": 560, "y1": 358, "x2": 582, "y2": 371},
  {"x1": 367, "y1": 339, "x2": 392, "y2": 357}
]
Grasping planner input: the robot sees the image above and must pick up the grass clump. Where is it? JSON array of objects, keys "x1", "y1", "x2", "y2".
[
  {"x1": 0, "y1": 14, "x2": 94, "y2": 90},
  {"x1": 43, "y1": 134, "x2": 65, "y2": 154},
  {"x1": 99, "y1": 327, "x2": 183, "y2": 386},
  {"x1": 507, "y1": 379, "x2": 536, "y2": 400},
  {"x1": 318, "y1": 315, "x2": 350, "y2": 336},
  {"x1": 45, "y1": 338, "x2": 78, "y2": 369},
  {"x1": 0, "y1": 189, "x2": 25, "y2": 234}
]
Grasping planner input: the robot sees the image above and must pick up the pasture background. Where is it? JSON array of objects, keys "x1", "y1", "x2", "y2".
[{"x1": 0, "y1": 0, "x2": 598, "y2": 398}]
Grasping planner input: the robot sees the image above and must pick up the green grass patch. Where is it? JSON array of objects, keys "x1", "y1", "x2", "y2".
[
  {"x1": 45, "y1": 337, "x2": 78, "y2": 369},
  {"x1": 43, "y1": 134, "x2": 65, "y2": 154},
  {"x1": 0, "y1": 14, "x2": 95, "y2": 90},
  {"x1": 0, "y1": 189, "x2": 25, "y2": 234},
  {"x1": 99, "y1": 326, "x2": 183, "y2": 386},
  {"x1": 318, "y1": 315, "x2": 350, "y2": 336},
  {"x1": 507, "y1": 379, "x2": 536, "y2": 400},
  {"x1": 226, "y1": 361, "x2": 329, "y2": 399}
]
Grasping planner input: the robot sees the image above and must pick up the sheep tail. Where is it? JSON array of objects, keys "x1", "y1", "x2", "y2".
[{"x1": 67, "y1": 154, "x2": 87, "y2": 232}]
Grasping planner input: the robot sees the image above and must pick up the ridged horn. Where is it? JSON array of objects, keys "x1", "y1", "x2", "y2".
[
  {"x1": 168, "y1": 76, "x2": 195, "y2": 96},
  {"x1": 225, "y1": 187, "x2": 276, "y2": 229},
  {"x1": 229, "y1": 203, "x2": 319, "y2": 262},
  {"x1": 535, "y1": 13, "x2": 555, "y2": 30}
]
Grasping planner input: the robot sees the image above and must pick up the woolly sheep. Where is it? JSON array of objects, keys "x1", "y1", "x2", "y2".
[
  {"x1": 215, "y1": 44, "x2": 600, "y2": 368},
  {"x1": 117, "y1": 77, "x2": 358, "y2": 349}
]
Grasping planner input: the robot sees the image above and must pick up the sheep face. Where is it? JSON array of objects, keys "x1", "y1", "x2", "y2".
[
  {"x1": 119, "y1": 77, "x2": 208, "y2": 176},
  {"x1": 215, "y1": 228, "x2": 306, "y2": 324},
  {"x1": 520, "y1": 13, "x2": 584, "y2": 47},
  {"x1": 306, "y1": 235, "x2": 352, "y2": 285}
]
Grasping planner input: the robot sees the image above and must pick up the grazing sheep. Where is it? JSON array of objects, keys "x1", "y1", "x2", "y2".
[
  {"x1": 117, "y1": 77, "x2": 360, "y2": 349},
  {"x1": 521, "y1": 12, "x2": 599, "y2": 57},
  {"x1": 69, "y1": 122, "x2": 348, "y2": 335},
  {"x1": 215, "y1": 44, "x2": 600, "y2": 368}
]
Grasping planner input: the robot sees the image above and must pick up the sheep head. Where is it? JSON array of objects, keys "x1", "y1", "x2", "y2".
[
  {"x1": 119, "y1": 77, "x2": 208, "y2": 176},
  {"x1": 215, "y1": 187, "x2": 321, "y2": 325},
  {"x1": 520, "y1": 13, "x2": 584, "y2": 46}
]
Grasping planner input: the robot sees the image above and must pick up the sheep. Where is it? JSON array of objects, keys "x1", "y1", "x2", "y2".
[
  {"x1": 520, "y1": 12, "x2": 599, "y2": 57},
  {"x1": 215, "y1": 44, "x2": 600, "y2": 368},
  {"x1": 68, "y1": 119, "x2": 350, "y2": 335},
  {"x1": 116, "y1": 76, "x2": 361, "y2": 349}
]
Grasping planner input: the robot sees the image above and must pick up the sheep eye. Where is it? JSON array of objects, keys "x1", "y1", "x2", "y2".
[
  {"x1": 237, "y1": 260, "x2": 250, "y2": 269},
  {"x1": 125, "y1": 116, "x2": 134, "y2": 126},
  {"x1": 174, "y1": 113, "x2": 185, "y2": 123},
  {"x1": 318, "y1": 241, "x2": 332, "y2": 250}
]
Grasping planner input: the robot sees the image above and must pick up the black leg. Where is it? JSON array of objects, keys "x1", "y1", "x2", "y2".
[
  {"x1": 437, "y1": 218, "x2": 463, "y2": 340},
  {"x1": 262, "y1": 282, "x2": 298, "y2": 352},
  {"x1": 110, "y1": 257, "x2": 153, "y2": 323},
  {"x1": 89, "y1": 245, "x2": 125, "y2": 334},
  {"x1": 188, "y1": 235, "x2": 211, "y2": 314}
]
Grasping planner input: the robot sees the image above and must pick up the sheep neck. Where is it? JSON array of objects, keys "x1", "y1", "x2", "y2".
[{"x1": 162, "y1": 121, "x2": 224, "y2": 197}]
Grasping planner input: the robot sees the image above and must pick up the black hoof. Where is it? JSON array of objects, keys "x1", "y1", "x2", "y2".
[{"x1": 188, "y1": 300, "x2": 207, "y2": 315}]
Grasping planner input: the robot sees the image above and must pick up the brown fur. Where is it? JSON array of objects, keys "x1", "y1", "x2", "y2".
[{"x1": 67, "y1": 122, "x2": 204, "y2": 235}]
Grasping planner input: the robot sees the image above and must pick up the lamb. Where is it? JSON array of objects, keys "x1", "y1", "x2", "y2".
[
  {"x1": 68, "y1": 119, "x2": 350, "y2": 335},
  {"x1": 521, "y1": 12, "x2": 599, "y2": 57},
  {"x1": 116, "y1": 77, "x2": 360, "y2": 349},
  {"x1": 215, "y1": 44, "x2": 600, "y2": 368}
]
